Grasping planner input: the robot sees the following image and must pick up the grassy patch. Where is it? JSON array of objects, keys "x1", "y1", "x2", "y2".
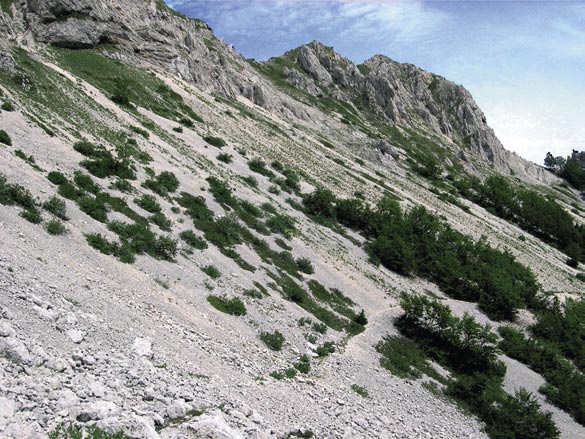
[{"x1": 53, "y1": 48, "x2": 202, "y2": 125}]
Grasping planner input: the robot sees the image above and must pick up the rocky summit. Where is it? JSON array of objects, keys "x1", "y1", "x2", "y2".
[{"x1": 0, "y1": 1, "x2": 584, "y2": 439}]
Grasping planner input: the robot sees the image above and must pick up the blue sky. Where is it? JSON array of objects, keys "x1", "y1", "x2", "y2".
[{"x1": 165, "y1": 1, "x2": 585, "y2": 165}]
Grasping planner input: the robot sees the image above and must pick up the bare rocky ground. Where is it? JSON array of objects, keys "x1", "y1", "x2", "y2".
[{"x1": 0, "y1": 14, "x2": 584, "y2": 438}]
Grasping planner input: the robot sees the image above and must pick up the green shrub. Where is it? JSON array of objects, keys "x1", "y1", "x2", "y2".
[
  {"x1": 46, "y1": 219, "x2": 67, "y2": 235},
  {"x1": 241, "y1": 175, "x2": 258, "y2": 187},
  {"x1": 316, "y1": 341, "x2": 336, "y2": 357},
  {"x1": 1, "y1": 101, "x2": 15, "y2": 111},
  {"x1": 73, "y1": 171, "x2": 100, "y2": 194},
  {"x1": 179, "y1": 117, "x2": 194, "y2": 128},
  {"x1": 150, "y1": 212, "x2": 172, "y2": 231},
  {"x1": 42, "y1": 196, "x2": 68, "y2": 220},
  {"x1": 143, "y1": 171, "x2": 179, "y2": 196},
  {"x1": 294, "y1": 354, "x2": 311, "y2": 374},
  {"x1": 248, "y1": 158, "x2": 274, "y2": 177},
  {"x1": 110, "y1": 178, "x2": 133, "y2": 192},
  {"x1": 78, "y1": 196, "x2": 109, "y2": 222},
  {"x1": 20, "y1": 208, "x2": 42, "y2": 224},
  {"x1": 129, "y1": 125, "x2": 149, "y2": 139},
  {"x1": 148, "y1": 235, "x2": 177, "y2": 261},
  {"x1": 73, "y1": 140, "x2": 99, "y2": 157},
  {"x1": 271, "y1": 161, "x2": 284, "y2": 172},
  {"x1": 203, "y1": 136, "x2": 226, "y2": 148},
  {"x1": 179, "y1": 230, "x2": 208, "y2": 249},
  {"x1": 312, "y1": 322, "x2": 327, "y2": 334},
  {"x1": 135, "y1": 194, "x2": 161, "y2": 213},
  {"x1": 243, "y1": 289, "x2": 263, "y2": 299},
  {"x1": 207, "y1": 295, "x2": 247, "y2": 316},
  {"x1": 176, "y1": 192, "x2": 214, "y2": 223},
  {"x1": 0, "y1": 175, "x2": 36, "y2": 209},
  {"x1": 14, "y1": 149, "x2": 35, "y2": 164},
  {"x1": 58, "y1": 182, "x2": 84, "y2": 201},
  {"x1": 0, "y1": 129, "x2": 12, "y2": 146},
  {"x1": 266, "y1": 213, "x2": 296, "y2": 238},
  {"x1": 260, "y1": 330, "x2": 285, "y2": 351},
  {"x1": 217, "y1": 153, "x2": 233, "y2": 163},
  {"x1": 47, "y1": 171, "x2": 68, "y2": 185},
  {"x1": 86, "y1": 233, "x2": 117, "y2": 255},
  {"x1": 173, "y1": 126, "x2": 184, "y2": 133},
  {"x1": 295, "y1": 257, "x2": 314, "y2": 274},
  {"x1": 201, "y1": 265, "x2": 221, "y2": 279},
  {"x1": 206, "y1": 176, "x2": 236, "y2": 207}
]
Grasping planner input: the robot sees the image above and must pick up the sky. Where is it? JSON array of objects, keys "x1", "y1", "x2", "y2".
[{"x1": 165, "y1": 0, "x2": 585, "y2": 165}]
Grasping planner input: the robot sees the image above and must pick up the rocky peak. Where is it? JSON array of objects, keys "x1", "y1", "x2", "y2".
[{"x1": 266, "y1": 40, "x2": 554, "y2": 180}]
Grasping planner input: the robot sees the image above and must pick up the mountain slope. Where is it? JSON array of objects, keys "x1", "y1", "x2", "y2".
[{"x1": 0, "y1": 1, "x2": 583, "y2": 439}]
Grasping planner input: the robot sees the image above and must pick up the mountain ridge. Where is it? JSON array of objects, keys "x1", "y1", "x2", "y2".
[{"x1": 0, "y1": 0, "x2": 556, "y2": 182}]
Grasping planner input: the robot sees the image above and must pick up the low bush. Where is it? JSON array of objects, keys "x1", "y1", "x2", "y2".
[
  {"x1": 203, "y1": 136, "x2": 226, "y2": 148},
  {"x1": 0, "y1": 129, "x2": 12, "y2": 146},
  {"x1": 248, "y1": 158, "x2": 274, "y2": 178},
  {"x1": 241, "y1": 176, "x2": 258, "y2": 187},
  {"x1": 201, "y1": 265, "x2": 221, "y2": 279},
  {"x1": 42, "y1": 196, "x2": 68, "y2": 220},
  {"x1": 74, "y1": 141, "x2": 136, "y2": 180},
  {"x1": 243, "y1": 289, "x2": 263, "y2": 299},
  {"x1": 143, "y1": 171, "x2": 179, "y2": 196},
  {"x1": 135, "y1": 194, "x2": 162, "y2": 213},
  {"x1": 316, "y1": 341, "x2": 336, "y2": 357},
  {"x1": 73, "y1": 172, "x2": 100, "y2": 194},
  {"x1": 179, "y1": 230, "x2": 208, "y2": 249},
  {"x1": 206, "y1": 176, "x2": 236, "y2": 207},
  {"x1": 312, "y1": 322, "x2": 327, "y2": 334},
  {"x1": 295, "y1": 257, "x2": 314, "y2": 274},
  {"x1": 499, "y1": 325, "x2": 585, "y2": 425},
  {"x1": 260, "y1": 330, "x2": 285, "y2": 351},
  {"x1": 47, "y1": 171, "x2": 68, "y2": 185},
  {"x1": 0, "y1": 174, "x2": 36, "y2": 210},
  {"x1": 176, "y1": 192, "x2": 214, "y2": 223},
  {"x1": 58, "y1": 182, "x2": 84, "y2": 201},
  {"x1": 302, "y1": 189, "x2": 540, "y2": 321},
  {"x1": 46, "y1": 219, "x2": 67, "y2": 235},
  {"x1": 294, "y1": 354, "x2": 311, "y2": 374},
  {"x1": 207, "y1": 295, "x2": 247, "y2": 316},
  {"x1": 383, "y1": 292, "x2": 560, "y2": 439},
  {"x1": 217, "y1": 153, "x2": 233, "y2": 163},
  {"x1": 149, "y1": 212, "x2": 172, "y2": 231},
  {"x1": 1, "y1": 101, "x2": 15, "y2": 111},
  {"x1": 265, "y1": 213, "x2": 296, "y2": 238},
  {"x1": 110, "y1": 178, "x2": 133, "y2": 192},
  {"x1": 377, "y1": 335, "x2": 435, "y2": 379},
  {"x1": 20, "y1": 208, "x2": 42, "y2": 224},
  {"x1": 77, "y1": 196, "x2": 109, "y2": 222}
]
